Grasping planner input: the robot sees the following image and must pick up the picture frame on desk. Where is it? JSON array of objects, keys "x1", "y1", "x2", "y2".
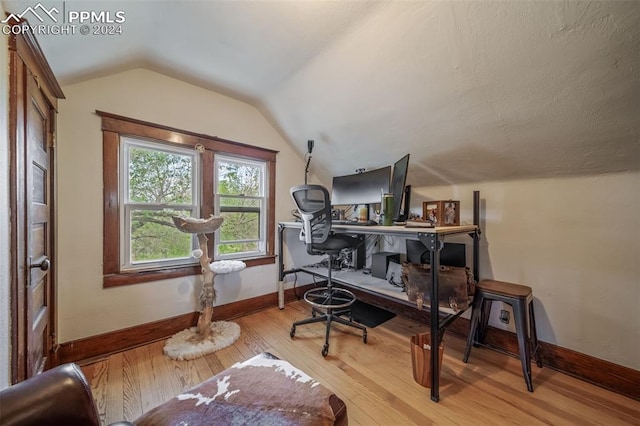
[{"x1": 422, "y1": 200, "x2": 460, "y2": 226}]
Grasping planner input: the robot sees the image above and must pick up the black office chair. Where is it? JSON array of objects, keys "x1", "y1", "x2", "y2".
[{"x1": 289, "y1": 184, "x2": 367, "y2": 357}]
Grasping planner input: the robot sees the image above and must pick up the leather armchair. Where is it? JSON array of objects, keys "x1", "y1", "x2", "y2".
[{"x1": 0, "y1": 363, "x2": 133, "y2": 426}]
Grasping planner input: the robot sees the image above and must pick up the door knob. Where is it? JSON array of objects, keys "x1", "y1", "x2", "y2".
[{"x1": 30, "y1": 257, "x2": 50, "y2": 271}]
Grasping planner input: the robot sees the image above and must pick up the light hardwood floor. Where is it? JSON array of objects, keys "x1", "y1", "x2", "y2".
[{"x1": 82, "y1": 301, "x2": 640, "y2": 425}]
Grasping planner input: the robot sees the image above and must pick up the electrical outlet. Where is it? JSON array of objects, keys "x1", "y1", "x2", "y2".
[{"x1": 499, "y1": 309, "x2": 510, "y2": 324}]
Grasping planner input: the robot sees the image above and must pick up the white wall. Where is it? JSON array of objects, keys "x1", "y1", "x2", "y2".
[
  {"x1": 401, "y1": 173, "x2": 639, "y2": 370},
  {"x1": 0, "y1": 1, "x2": 11, "y2": 390},
  {"x1": 56, "y1": 69, "x2": 311, "y2": 343}
]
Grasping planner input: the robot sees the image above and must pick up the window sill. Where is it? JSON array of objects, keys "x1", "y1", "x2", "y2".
[{"x1": 103, "y1": 255, "x2": 276, "y2": 288}]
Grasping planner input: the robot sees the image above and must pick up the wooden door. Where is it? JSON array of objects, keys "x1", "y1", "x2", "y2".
[
  {"x1": 8, "y1": 22, "x2": 64, "y2": 382},
  {"x1": 24, "y1": 72, "x2": 54, "y2": 376}
]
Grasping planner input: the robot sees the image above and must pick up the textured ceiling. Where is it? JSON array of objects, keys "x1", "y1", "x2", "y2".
[{"x1": 4, "y1": 0, "x2": 639, "y2": 186}]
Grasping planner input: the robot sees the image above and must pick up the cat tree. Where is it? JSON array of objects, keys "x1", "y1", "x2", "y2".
[{"x1": 163, "y1": 215, "x2": 244, "y2": 360}]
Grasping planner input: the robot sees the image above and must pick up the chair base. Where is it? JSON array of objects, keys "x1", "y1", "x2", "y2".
[
  {"x1": 291, "y1": 286, "x2": 367, "y2": 357},
  {"x1": 304, "y1": 286, "x2": 358, "y2": 310}
]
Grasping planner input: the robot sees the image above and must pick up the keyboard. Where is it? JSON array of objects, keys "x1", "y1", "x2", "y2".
[{"x1": 333, "y1": 220, "x2": 378, "y2": 226}]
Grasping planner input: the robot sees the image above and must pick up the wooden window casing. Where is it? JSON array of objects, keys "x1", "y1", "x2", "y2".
[{"x1": 99, "y1": 111, "x2": 277, "y2": 287}]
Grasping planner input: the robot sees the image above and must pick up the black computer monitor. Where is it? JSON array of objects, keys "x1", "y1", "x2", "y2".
[
  {"x1": 331, "y1": 166, "x2": 391, "y2": 206},
  {"x1": 390, "y1": 154, "x2": 410, "y2": 221}
]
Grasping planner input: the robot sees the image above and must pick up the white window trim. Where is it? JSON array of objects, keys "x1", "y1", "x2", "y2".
[
  {"x1": 214, "y1": 154, "x2": 267, "y2": 260},
  {"x1": 119, "y1": 137, "x2": 201, "y2": 271}
]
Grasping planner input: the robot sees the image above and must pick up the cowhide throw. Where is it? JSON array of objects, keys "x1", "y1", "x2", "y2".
[{"x1": 135, "y1": 353, "x2": 344, "y2": 425}]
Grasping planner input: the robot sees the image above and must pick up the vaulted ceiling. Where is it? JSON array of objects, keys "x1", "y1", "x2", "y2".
[{"x1": 4, "y1": 0, "x2": 639, "y2": 186}]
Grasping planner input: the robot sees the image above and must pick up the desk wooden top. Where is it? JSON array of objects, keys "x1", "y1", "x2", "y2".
[{"x1": 280, "y1": 221, "x2": 478, "y2": 237}]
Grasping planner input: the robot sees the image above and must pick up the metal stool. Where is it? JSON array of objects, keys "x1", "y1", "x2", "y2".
[{"x1": 463, "y1": 279, "x2": 542, "y2": 391}]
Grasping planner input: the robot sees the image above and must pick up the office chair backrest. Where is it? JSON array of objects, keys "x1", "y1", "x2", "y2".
[{"x1": 290, "y1": 185, "x2": 332, "y2": 250}]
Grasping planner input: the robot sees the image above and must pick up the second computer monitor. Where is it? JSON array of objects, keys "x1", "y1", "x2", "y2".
[{"x1": 391, "y1": 154, "x2": 410, "y2": 221}]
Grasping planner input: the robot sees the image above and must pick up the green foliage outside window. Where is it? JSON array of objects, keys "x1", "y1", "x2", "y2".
[
  {"x1": 217, "y1": 159, "x2": 264, "y2": 256},
  {"x1": 129, "y1": 147, "x2": 193, "y2": 204},
  {"x1": 123, "y1": 145, "x2": 266, "y2": 263},
  {"x1": 127, "y1": 146, "x2": 195, "y2": 263},
  {"x1": 130, "y1": 209, "x2": 193, "y2": 262}
]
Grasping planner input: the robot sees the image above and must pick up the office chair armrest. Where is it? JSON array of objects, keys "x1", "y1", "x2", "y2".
[{"x1": 300, "y1": 219, "x2": 314, "y2": 245}]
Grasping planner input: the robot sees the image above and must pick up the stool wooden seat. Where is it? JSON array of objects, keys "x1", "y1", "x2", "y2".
[{"x1": 463, "y1": 279, "x2": 542, "y2": 392}]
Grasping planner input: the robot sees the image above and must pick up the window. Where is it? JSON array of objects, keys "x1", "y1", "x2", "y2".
[
  {"x1": 120, "y1": 138, "x2": 200, "y2": 270},
  {"x1": 215, "y1": 155, "x2": 266, "y2": 259},
  {"x1": 100, "y1": 111, "x2": 277, "y2": 287}
]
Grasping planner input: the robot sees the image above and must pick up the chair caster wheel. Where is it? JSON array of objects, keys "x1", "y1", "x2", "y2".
[
  {"x1": 322, "y1": 345, "x2": 329, "y2": 357},
  {"x1": 290, "y1": 327, "x2": 296, "y2": 338},
  {"x1": 363, "y1": 332, "x2": 367, "y2": 344}
]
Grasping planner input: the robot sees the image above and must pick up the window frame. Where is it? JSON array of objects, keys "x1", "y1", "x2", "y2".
[
  {"x1": 119, "y1": 137, "x2": 201, "y2": 271},
  {"x1": 214, "y1": 154, "x2": 268, "y2": 259},
  {"x1": 100, "y1": 111, "x2": 277, "y2": 288}
]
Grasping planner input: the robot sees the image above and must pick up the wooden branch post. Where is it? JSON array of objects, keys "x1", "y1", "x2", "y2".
[
  {"x1": 195, "y1": 233, "x2": 215, "y2": 340},
  {"x1": 171, "y1": 215, "x2": 224, "y2": 343}
]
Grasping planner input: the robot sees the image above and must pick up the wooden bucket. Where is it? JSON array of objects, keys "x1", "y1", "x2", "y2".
[{"x1": 410, "y1": 332, "x2": 444, "y2": 388}]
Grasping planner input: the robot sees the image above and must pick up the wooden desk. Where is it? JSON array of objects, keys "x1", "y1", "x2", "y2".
[{"x1": 277, "y1": 220, "x2": 480, "y2": 402}]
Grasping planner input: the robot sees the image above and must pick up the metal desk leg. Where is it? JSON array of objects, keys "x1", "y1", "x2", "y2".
[
  {"x1": 278, "y1": 223, "x2": 285, "y2": 309},
  {"x1": 473, "y1": 190, "x2": 481, "y2": 281},
  {"x1": 418, "y1": 232, "x2": 443, "y2": 402}
]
